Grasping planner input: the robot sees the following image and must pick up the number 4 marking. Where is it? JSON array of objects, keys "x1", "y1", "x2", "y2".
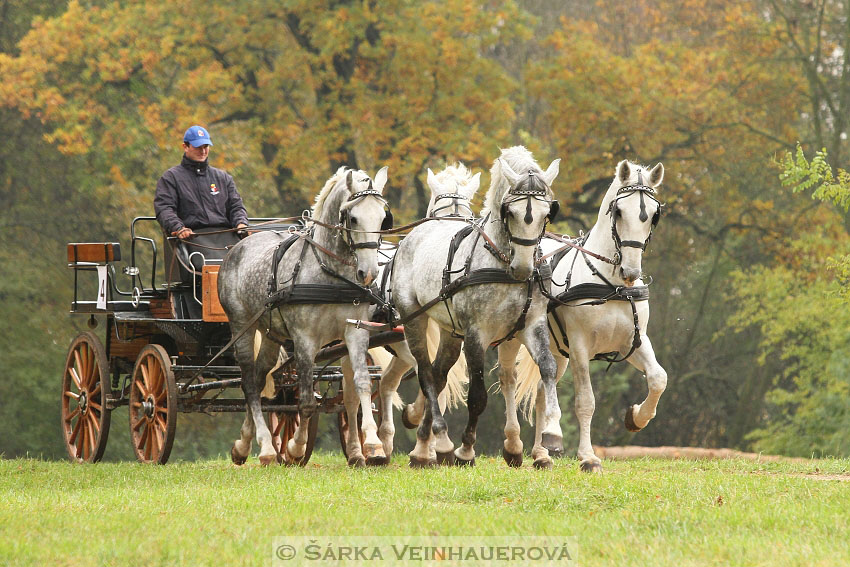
[{"x1": 96, "y1": 265, "x2": 108, "y2": 310}]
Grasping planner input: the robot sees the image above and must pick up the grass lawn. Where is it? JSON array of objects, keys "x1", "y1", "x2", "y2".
[{"x1": 1, "y1": 453, "x2": 848, "y2": 566}]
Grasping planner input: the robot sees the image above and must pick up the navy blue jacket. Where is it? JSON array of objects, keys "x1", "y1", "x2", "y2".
[{"x1": 154, "y1": 155, "x2": 249, "y2": 234}]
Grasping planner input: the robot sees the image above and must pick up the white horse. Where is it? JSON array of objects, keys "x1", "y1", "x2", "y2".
[
  {"x1": 515, "y1": 159, "x2": 667, "y2": 472},
  {"x1": 219, "y1": 166, "x2": 390, "y2": 466},
  {"x1": 370, "y1": 164, "x2": 479, "y2": 464},
  {"x1": 391, "y1": 146, "x2": 563, "y2": 468}
]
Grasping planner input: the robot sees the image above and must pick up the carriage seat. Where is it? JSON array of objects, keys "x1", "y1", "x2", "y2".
[{"x1": 163, "y1": 226, "x2": 241, "y2": 285}]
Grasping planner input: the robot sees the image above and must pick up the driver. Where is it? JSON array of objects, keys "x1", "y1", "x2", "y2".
[{"x1": 154, "y1": 125, "x2": 249, "y2": 239}]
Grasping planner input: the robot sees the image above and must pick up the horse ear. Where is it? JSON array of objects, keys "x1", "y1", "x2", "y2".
[
  {"x1": 649, "y1": 163, "x2": 664, "y2": 187},
  {"x1": 617, "y1": 160, "x2": 631, "y2": 184},
  {"x1": 426, "y1": 168, "x2": 443, "y2": 194},
  {"x1": 373, "y1": 166, "x2": 389, "y2": 193},
  {"x1": 463, "y1": 172, "x2": 482, "y2": 198},
  {"x1": 345, "y1": 169, "x2": 354, "y2": 190},
  {"x1": 541, "y1": 158, "x2": 561, "y2": 187},
  {"x1": 499, "y1": 159, "x2": 521, "y2": 187}
]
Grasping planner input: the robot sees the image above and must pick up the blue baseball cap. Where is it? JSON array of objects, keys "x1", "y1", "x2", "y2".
[{"x1": 183, "y1": 125, "x2": 213, "y2": 147}]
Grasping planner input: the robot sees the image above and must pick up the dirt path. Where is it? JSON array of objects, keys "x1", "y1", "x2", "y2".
[{"x1": 593, "y1": 445, "x2": 809, "y2": 462}]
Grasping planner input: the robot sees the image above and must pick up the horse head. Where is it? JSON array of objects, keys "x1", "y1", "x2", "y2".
[
  {"x1": 604, "y1": 160, "x2": 664, "y2": 286},
  {"x1": 425, "y1": 163, "x2": 481, "y2": 218},
  {"x1": 491, "y1": 149, "x2": 560, "y2": 281}
]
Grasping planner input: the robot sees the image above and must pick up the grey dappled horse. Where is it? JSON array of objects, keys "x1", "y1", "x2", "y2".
[
  {"x1": 515, "y1": 160, "x2": 667, "y2": 473},
  {"x1": 391, "y1": 146, "x2": 564, "y2": 468},
  {"x1": 218, "y1": 166, "x2": 390, "y2": 466}
]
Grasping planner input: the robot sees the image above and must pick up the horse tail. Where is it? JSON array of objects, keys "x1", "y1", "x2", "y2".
[
  {"x1": 426, "y1": 318, "x2": 468, "y2": 409},
  {"x1": 255, "y1": 331, "x2": 288, "y2": 399},
  {"x1": 514, "y1": 344, "x2": 541, "y2": 422},
  {"x1": 367, "y1": 347, "x2": 404, "y2": 410}
]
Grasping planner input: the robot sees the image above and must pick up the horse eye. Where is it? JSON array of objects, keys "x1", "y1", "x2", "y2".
[{"x1": 350, "y1": 216, "x2": 358, "y2": 226}]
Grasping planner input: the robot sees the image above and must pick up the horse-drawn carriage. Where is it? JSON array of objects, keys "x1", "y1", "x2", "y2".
[
  {"x1": 62, "y1": 216, "x2": 399, "y2": 464},
  {"x1": 61, "y1": 149, "x2": 668, "y2": 472}
]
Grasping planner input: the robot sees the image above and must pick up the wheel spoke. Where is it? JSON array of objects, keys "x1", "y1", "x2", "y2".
[
  {"x1": 64, "y1": 390, "x2": 80, "y2": 400},
  {"x1": 272, "y1": 415, "x2": 283, "y2": 437},
  {"x1": 137, "y1": 423, "x2": 149, "y2": 454},
  {"x1": 156, "y1": 406, "x2": 168, "y2": 416},
  {"x1": 133, "y1": 375, "x2": 148, "y2": 398},
  {"x1": 69, "y1": 364, "x2": 83, "y2": 390},
  {"x1": 140, "y1": 359, "x2": 151, "y2": 391},
  {"x1": 89, "y1": 383, "x2": 101, "y2": 398},
  {"x1": 151, "y1": 424, "x2": 161, "y2": 456},
  {"x1": 144, "y1": 424, "x2": 153, "y2": 460},
  {"x1": 81, "y1": 422, "x2": 90, "y2": 460},
  {"x1": 69, "y1": 415, "x2": 83, "y2": 445},
  {"x1": 132, "y1": 414, "x2": 146, "y2": 432},
  {"x1": 155, "y1": 389, "x2": 167, "y2": 404},
  {"x1": 88, "y1": 400, "x2": 102, "y2": 412},
  {"x1": 88, "y1": 410, "x2": 101, "y2": 433},
  {"x1": 87, "y1": 417, "x2": 97, "y2": 453},
  {"x1": 65, "y1": 407, "x2": 80, "y2": 423},
  {"x1": 86, "y1": 356, "x2": 99, "y2": 389}
]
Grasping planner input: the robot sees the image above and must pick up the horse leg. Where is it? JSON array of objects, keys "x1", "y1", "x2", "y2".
[
  {"x1": 566, "y1": 343, "x2": 602, "y2": 473},
  {"x1": 405, "y1": 316, "x2": 439, "y2": 467},
  {"x1": 496, "y1": 340, "x2": 523, "y2": 467},
  {"x1": 285, "y1": 338, "x2": 318, "y2": 464},
  {"x1": 531, "y1": 353, "x2": 568, "y2": 464},
  {"x1": 235, "y1": 332, "x2": 280, "y2": 466},
  {"x1": 345, "y1": 326, "x2": 385, "y2": 466},
  {"x1": 623, "y1": 335, "x2": 668, "y2": 432},
  {"x1": 377, "y1": 342, "x2": 415, "y2": 457},
  {"x1": 403, "y1": 390, "x2": 426, "y2": 429},
  {"x1": 231, "y1": 412, "x2": 255, "y2": 465},
  {"x1": 340, "y1": 358, "x2": 366, "y2": 467},
  {"x1": 453, "y1": 333, "x2": 485, "y2": 466},
  {"x1": 431, "y1": 332, "x2": 463, "y2": 465},
  {"x1": 521, "y1": 323, "x2": 561, "y2": 469}
]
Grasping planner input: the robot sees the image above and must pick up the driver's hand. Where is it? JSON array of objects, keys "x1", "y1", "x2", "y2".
[
  {"x1": 236, "y1": 223, "x2": 249, "y2": 238},
  {"x1": 172, "y1": 227, "x2": 195, "y2": 239}
]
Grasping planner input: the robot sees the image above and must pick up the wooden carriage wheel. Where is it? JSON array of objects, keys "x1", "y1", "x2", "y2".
[
  {"x1": 268, "y1": 411, "x2": 319, "y2": 466},
  {"x1": 129, "y1": 345, "x2": 177, "y2": 464},
  {"x1": 61, "y1": 331, "x2": 111, "y2": 462}
]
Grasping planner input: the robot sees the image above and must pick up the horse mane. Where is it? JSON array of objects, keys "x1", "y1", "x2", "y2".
[
  {"x1": 433, "y1": 162, "x2": 477, "y2": 199},
  {"x1": 483, "y1": 146, "x2": 548, "y2": 217},
  {"x1": 312, "y1": 166, "x2": 351, "y2": 223}
]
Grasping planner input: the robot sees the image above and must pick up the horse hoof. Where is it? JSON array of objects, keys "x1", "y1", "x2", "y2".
[
  {"x1": 408, "y1": 456, "x2": 435, "y2": 469},
  {"x1": 366, "y1": 454, "x2": 389, "y2": 466},
  {"x1": 348, "y1": 455, "x2": 366, "y2": 468},
  {"x1": 401, "y1": 405, "x2": 418, "y2": 429},
  {"x1": 258, "y1": 454, "x2": 279, "y2": 467},
  {"x1": 533, "y1": 457, "x2": 553, "y2": 470},
  {"x1": 502, "y1": 448, "x2": 523, "y2": 468},
  {"x1": 436, "y1": 451, "x2": 456, "y2": 466},
  {"x1": 230, "y1": 446, "x2": 248, "y2": 466},
  {"x1": 624, "y1": 405, "x2": 642, "y2": 432},
  {"x1": 542, "y1": 433, "x2": 563, "y2": 456},
  {"x1": 580, "y1": 460, "x2": 603, "y2": 473},
  {"x1": 454, "y1": 456, "x2": 475, "y2": 467},
  {"x1": 363, "y1": 443, "x2": 387, "y2": 464}
]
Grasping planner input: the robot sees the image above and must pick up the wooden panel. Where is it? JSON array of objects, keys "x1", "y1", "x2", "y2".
[
  {"x1": 149, "y1": 297, "x2": 175, "y2": 319},
  {"x1": 202, "y1": 265, "x2": 228, "y2": 322},
  {"x1": 67, "y1": 242, "x2": 121, "y2": 264}
]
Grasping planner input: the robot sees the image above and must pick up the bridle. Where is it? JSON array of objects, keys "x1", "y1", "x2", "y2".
[
  {"x1": 606, "y1": 171, "x2": 662, "y2": 265},
  {"x1": 428, "y1": 191, "x2": 474, "y2": 218},
  {"x1": 338, "y1": 186, "x2": 394, "y2": 251},
  {"x1": 498, "y1": 170, "x2": 560, "y2": 250}
]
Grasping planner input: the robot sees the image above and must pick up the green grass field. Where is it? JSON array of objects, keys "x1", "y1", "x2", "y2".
[{"x1": 1, "y1": 453, "x2": 849, "y2": 566}]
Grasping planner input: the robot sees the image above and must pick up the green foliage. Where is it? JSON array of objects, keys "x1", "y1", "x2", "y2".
[
  {"x1": 779, "y1": 144, "x2": 850, "y2": 212},
  {"x1": 724, "y1": 148, "x2": 850, "y2": 457}
]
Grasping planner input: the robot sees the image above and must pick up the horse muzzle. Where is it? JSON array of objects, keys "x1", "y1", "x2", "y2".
[{"x1": 620, "y1": 266, "x2": 641, "y2": 287}]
